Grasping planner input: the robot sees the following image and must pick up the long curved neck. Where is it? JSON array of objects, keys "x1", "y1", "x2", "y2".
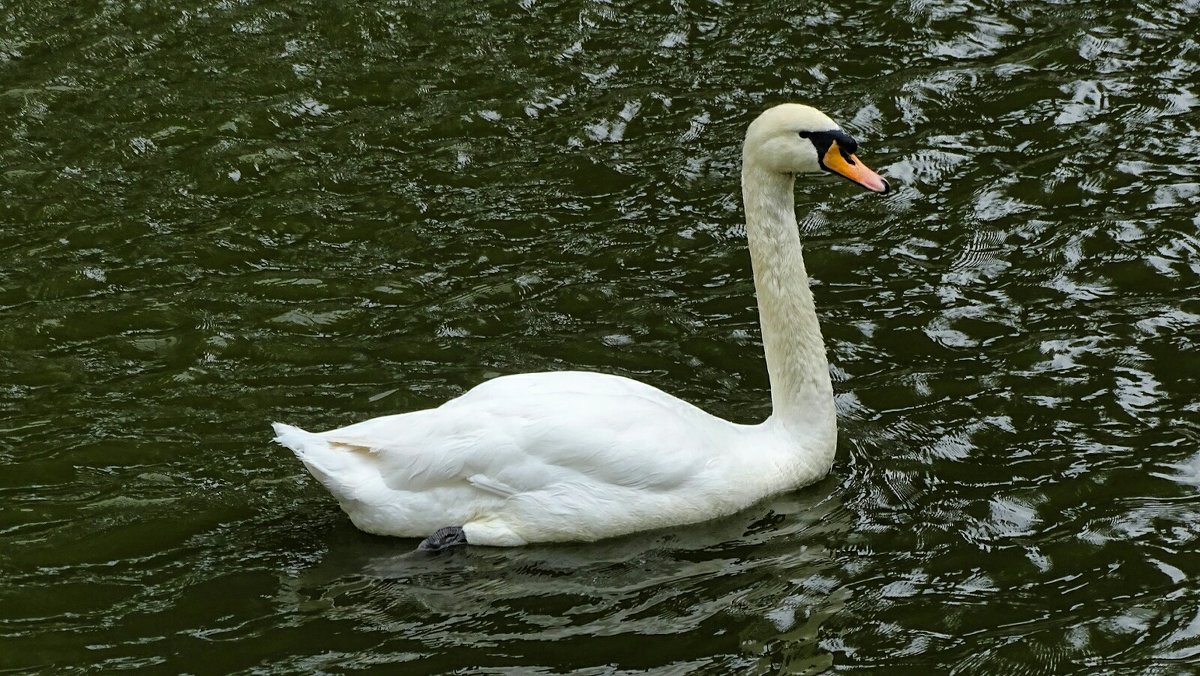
[{"x1": 741, "y1": 162, "x2": 836, "y2": 441}]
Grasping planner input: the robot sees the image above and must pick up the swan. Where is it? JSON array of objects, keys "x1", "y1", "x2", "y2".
[{"x1": 273, "y1": 103, "x2": 890, "y2": 549}]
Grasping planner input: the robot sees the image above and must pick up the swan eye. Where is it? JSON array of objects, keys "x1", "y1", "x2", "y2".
[
  {"x1": 799, "y1": 129, "x2": 861, "y2": 167},
  {"x1": 798, "y1": 130, "x2": 829, "y2": 156}
]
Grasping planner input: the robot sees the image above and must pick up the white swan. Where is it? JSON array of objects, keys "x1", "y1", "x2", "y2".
[{"x1": 273, "y1": 103, "x2": 889, "y2": 549}]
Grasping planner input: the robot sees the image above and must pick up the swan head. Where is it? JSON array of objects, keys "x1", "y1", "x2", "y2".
[{"x1": 744, "y1": 103, "x2": 889, "y2": 194}]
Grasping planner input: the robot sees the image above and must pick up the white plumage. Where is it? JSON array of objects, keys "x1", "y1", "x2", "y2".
[{"x1": 274, "y1": 103, "x2": 889, "y2": 547}]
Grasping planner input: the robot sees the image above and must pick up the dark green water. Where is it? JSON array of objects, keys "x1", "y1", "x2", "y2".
[{"x1": 3, "y1": 0, "x2": 1199, "y2": 672}]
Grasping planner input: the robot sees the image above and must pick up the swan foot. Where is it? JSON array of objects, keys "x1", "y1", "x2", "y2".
[{"x1": 417, "y1": 526, "x2": 469, "y2": 552}]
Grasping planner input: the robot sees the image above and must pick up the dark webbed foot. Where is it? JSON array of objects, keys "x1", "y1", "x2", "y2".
[{"x1": 418, "y1": 526, "x2": 469, "y2": 552}]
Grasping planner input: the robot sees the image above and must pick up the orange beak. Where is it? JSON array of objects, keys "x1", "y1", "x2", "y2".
[{"x1": 822, "y1": 142, "x2": 890, "y2": 193}]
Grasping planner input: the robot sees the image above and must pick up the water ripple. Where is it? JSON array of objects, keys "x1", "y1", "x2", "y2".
[{"x1": 3, "y1": 0, "x2": 1200, "y2": 672}]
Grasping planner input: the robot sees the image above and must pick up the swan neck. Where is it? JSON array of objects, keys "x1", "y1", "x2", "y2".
[{"x1": 741, "y1": 162, "x2": 836, "y2": 439}]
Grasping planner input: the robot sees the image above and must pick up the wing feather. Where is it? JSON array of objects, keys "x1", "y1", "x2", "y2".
[{"x1": 312, "y1": 371, "x2": 735, "y2": 499}]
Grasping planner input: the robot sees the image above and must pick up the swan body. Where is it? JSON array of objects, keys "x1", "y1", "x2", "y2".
[
  {"x1": 273, "y1": 371, "x2": 825, "y2": 546},
  {"x1": 274, "y1": 103, "x2": 889, "y2": 547}
]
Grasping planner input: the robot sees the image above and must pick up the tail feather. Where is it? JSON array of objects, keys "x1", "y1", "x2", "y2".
[{"x1": 272, "y1": 422, "x2": 376, "y2": 499}]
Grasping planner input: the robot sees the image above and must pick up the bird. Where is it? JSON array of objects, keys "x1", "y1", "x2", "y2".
[{"x1": 273, "y1": 103, "x2": 890, "y2": 550}]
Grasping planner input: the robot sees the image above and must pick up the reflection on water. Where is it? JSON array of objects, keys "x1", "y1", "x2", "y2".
[
  {"x1": 284, "y1": 487, "x2": 841, "y2": 673},
  {"x1": 2, "y1": 0, "x2": 1199, "y2": 671}
]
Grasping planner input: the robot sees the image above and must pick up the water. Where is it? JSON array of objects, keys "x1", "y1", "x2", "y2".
[{"x1": 2, "y1": 0, "x2": 1199, "y2": 672}]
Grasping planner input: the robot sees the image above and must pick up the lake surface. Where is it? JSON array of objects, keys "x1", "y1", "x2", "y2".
[{"x1": 3, "y1": 0, "x2": 1199, "y2": 672}]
